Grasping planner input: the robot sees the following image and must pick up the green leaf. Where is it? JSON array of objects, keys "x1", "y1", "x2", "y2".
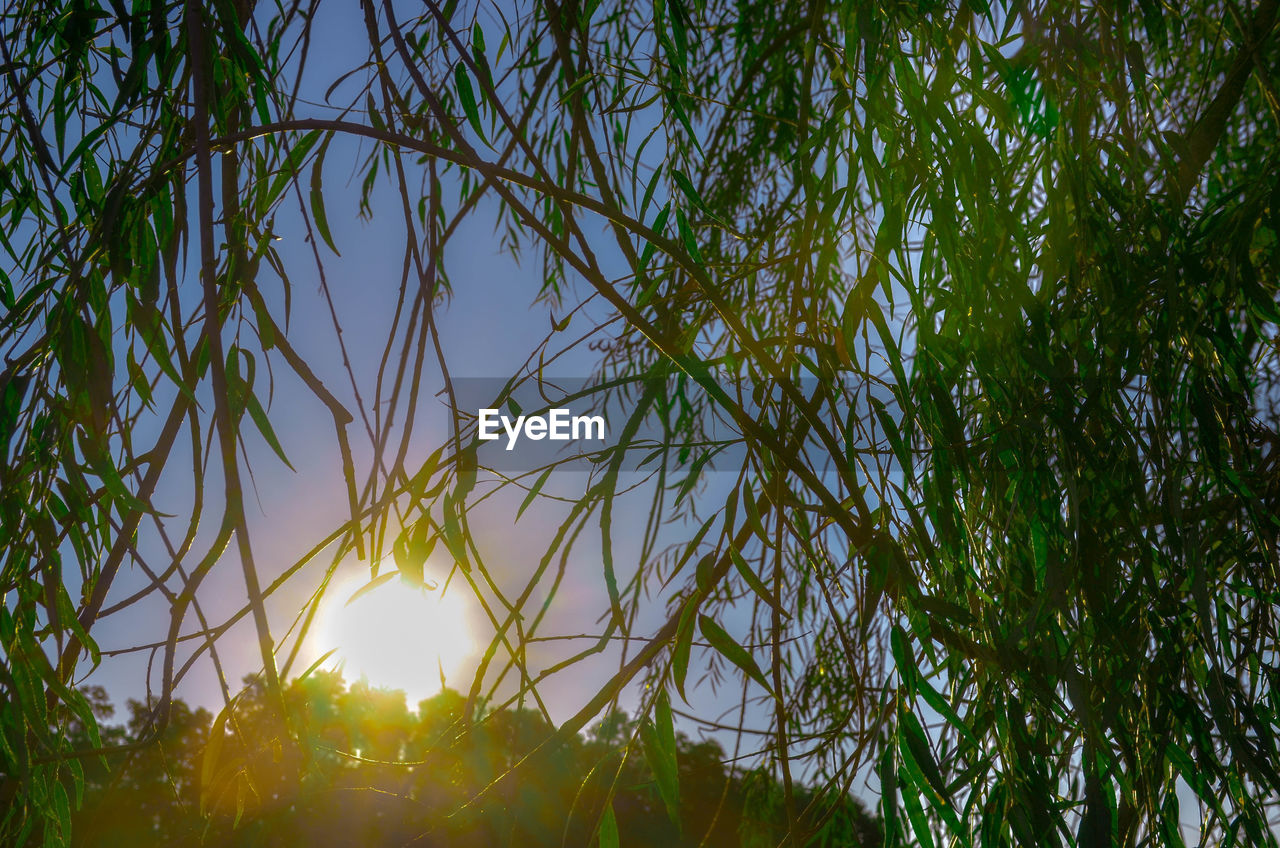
[
  {"x1": 245, "y1": 389, "x2": 295, "y2": 470},
  {"x1": 874, "y1": 199, "x2": 903, "y2": 259},
  {"x1": 670, "y1": 168, "x2": 700, "y2": 208},
  {"x1": 879, "y1": 743, "x2": 900, "y2": 845},
  {"x1": 251, "y1": 293, "x2": 275, "y2": 351},
  {"x1": 345, "y1": 571, "x2": 398, "y2": 606},
  {"x1": 698, "y1": 614, "x2": 772, "y2": 694},
  {"x1": 409, "y1": 445, "x2": 447, "y2": 500},
  {"x1": 915, "y1": 673, "x2": 978, "y2": 747},
  {"x1": 640, "y1": 690, "x2": 680, "y2": 826},
  {"x1": 454, "y1": 444, "x2": 478, "y2": 501},
  {"x1": 898, "y1": 706, "x2": 962, "y2": 834},
  {"x1": 310, "y1": 135, "x2": 340, "y2": 255},
  {"x1": 558, "y1": 72, "x2": 599, "y2": 105},
  {"x1": 517, "y1": 467, "x2": 554, "y2": 520},
  {"x1": 81, "y1": 440, "x2": 148, "y2": 514},
  {"x1": 598, "y1": 802, "x2": 619, "y2": 848},
  {"x1": 298, "y1": 647, "x2": 340, "y2": 682},
  {"x1": 441, "y1": 498, "x2": 469, "y2": 569},
  {"x1": 666, "y1": 93, "x2": 701, "y2": 152},
  {"x1": 898, "y1": 709, "x2": 945, "y2": 797},
  {"x1": 52, "y1": 780, "x2": 70, "y2": 840},
  {"x1": 899, "y1": 777, "x2": 937, "y2": 848},
  {"x1": 890, "y1": 624, "x2": 916, "y2": 690},
  {"x1": 261, "y1": 129, "x2": 322, "y2": 215},
  {"x1": 671, "y1": 168, "x2": 731, "y2": 229},
  {"x1": 455, "y1": 64, "x2": 487, "y2": 142},
  {"x1": 201, "y1": 705, "x2": 232, "y2": 814},
  {"x1": 639, "y1": 169, "x2": 664, "y2": 219},
  {"x1": 394, "y1": 525, "x2": 424, "y2": 586},
  {"x1": 671, "y1": 597, "x2": 699, "y2": 702},
  {"x1": 675, "y1": 209, "x2": 704, "y2": 264},
  {"x1": 729, "y1": 546, "x2": 788, "y2": 618},
  {"x1": 872, "y1": 397, "x2": 911, "y2": 474},
  {"x1": 637, "y1": 203, "x2": 671, "y2": 276}
]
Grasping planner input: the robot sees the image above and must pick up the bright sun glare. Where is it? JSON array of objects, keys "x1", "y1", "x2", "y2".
[{"x1": 314, "y1": 569, "x2": 475, "y2": 703}]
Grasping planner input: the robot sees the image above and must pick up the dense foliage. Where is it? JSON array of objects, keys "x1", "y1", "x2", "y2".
[
  {"x1": 2, "y1": 0, "x2": 1279, "y2": 845},
  {"x1": 63, "y1": 678, "x2": 882, "y2": 847}
]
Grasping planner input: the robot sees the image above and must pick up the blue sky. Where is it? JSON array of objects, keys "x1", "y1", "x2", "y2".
[
  {"x1": 75, "y1": 0, "x2": 757, "y2": 744},
  {"x1": 0, "y1": 0, "x2": 920, "y2": 816}
]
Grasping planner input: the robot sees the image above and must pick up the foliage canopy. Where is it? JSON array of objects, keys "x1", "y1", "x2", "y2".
[
  {"x1": 64, "y1": 677, "x2": 884, "y2": 846},
  {"x1": 2, "y1": 0, "x2": 1279, "y2": 845}
]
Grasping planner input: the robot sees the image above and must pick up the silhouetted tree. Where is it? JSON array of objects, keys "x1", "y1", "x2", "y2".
[{"x1": 70, "y1": 677, "x2": 884, "y2": 847}]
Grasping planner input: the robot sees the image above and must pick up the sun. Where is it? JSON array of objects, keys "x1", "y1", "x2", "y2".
[{"x1": 313, "y1": 569, "x2": 476, "y2": 703}]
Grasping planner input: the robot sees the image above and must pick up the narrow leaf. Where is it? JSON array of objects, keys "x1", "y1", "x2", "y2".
[
  {"x1": 455, "y1": 64, "x2": 487, "y2": 142},
  {"x1": 598, "y1": 802, "x2": 619, "y2": 848},
  {"x1": 699, "y1": 614, "x2": 772, "y2": 694}
]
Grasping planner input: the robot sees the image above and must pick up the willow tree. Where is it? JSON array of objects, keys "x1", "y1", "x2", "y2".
[{"x1": 2, "y1": 0, "x2": 1278, "y2": 845}]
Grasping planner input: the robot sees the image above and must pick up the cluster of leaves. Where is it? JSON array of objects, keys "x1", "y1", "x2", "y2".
[
  {"x1": 0, "y1": 0, "x2": 336, "y2": 839},
  {"x1": 60, "y1": 676, "x2": 883, "y2": 847},
  {"x1": 2, "y1": 0, "x2": 1279, "y2": 845},
  {"x1": 878, "y1": 5, "x2": 1280, "y2": 846}
]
